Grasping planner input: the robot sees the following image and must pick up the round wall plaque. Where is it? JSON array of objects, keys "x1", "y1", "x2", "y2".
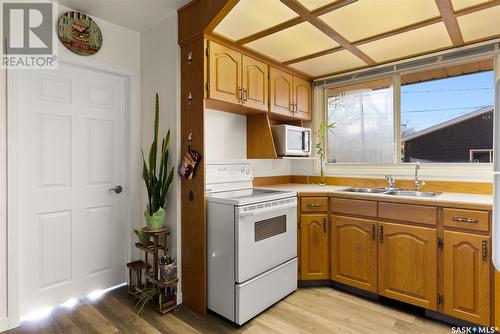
[{"x1": 58, "y1": 11, "x2": 102, "y2": 56}]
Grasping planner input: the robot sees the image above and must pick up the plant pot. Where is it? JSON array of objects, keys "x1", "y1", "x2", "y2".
[
  {"x1": 144, "y1": 207, "x2": 165, "y2": 230},
  {"x1": 159, "y1": 263, "x2": 177, "y2": 281}
]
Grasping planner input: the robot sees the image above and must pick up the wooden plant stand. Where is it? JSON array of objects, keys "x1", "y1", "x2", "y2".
[{"x1": 132, "y1": 226, "x2": 178, "y2": 315}]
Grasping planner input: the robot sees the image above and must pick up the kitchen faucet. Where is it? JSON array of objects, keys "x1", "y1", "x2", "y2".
[
  {"x1": 414, "y1": 162, "x2": 425, "y2": 191},
  {"x1": 385, "y1": 174, "x2": 396, "y2": 189}
]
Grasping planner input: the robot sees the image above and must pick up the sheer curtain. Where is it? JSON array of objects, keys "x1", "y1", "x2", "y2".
[{"x1": 327, "y1": 85, "x2": 394, "y2": 164}]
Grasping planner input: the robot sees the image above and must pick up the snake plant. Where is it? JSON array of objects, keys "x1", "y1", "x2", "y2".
[{"x1": 142, "y1": 93, "x2": 175, "y2": 216}]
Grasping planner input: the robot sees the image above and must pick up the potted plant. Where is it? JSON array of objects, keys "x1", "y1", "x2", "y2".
[
  {"x1": 314, "y1": 121, "x2": 335, "y2": 186},
  {"x1": 142, "y1": 93, "x2": 175, "y2": 230}
]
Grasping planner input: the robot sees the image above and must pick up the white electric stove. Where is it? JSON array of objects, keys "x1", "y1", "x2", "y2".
[{"x1": 206, "y1": 161, "x2": 298, "y2": 325}]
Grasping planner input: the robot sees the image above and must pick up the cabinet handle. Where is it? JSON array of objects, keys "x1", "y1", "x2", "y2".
[
  {"x1": 242, "y1": 88, "x2": 248, "y2": 103},
  {"x1": 307, "y1": 203, "x2": 321, "y2": 208},
  {"x1": 372, "y1": 224, "x2": 376, "y2": 241},
  {"x1": 294, "y1": 103, "x2": 298, "y2": 114},
  {"x1": 238, "y1": 87, "x2": 242, "y2": 103},
  {"x1": 452, "y1": 216, "x2": 479, "y2": 224},
  {"x1": 379, "y1": 225, "x2": 384, "y2": 243},
  {"x1": 482, "y1": 240, "x2": 488, "y2": 261},
  {"x1": 323, "y1": 217, "x2": 327, "y2": 233}
]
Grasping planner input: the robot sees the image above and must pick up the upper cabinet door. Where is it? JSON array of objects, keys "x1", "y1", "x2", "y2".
[
  {"x1": 293, "y1": 77, "x2": 312, "y2": 121},
  {"x1": 208, "y1": 41, "x2": 242, "y2": 105},
  {"x1": 443, "y1": 231, "x2": 490, "y2": 326},
  {"x1": 242, "y1": 55, "x2": 268, "y2": 112},
  {"x1": 332, "y1": 215, "x2": 377, "y2": 293},
  {"x1": 269, "y1": 67, "x2": 293, "y2": 117},
  {"x1": 378, "y1": 222, "x2": 438, "y2": 310}
]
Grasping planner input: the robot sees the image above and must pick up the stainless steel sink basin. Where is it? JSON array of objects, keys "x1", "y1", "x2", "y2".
[
  {"x1": 385, "y1": 190, "x2": 441, "y2": 198},
  {"x1": 341, "y1": 187, "x2": 390, "y2": 194}
]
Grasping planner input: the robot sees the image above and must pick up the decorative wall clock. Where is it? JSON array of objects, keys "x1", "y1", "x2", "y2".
[{"x1": 58, "y1": 11, "x2": 102, "y2": 56}]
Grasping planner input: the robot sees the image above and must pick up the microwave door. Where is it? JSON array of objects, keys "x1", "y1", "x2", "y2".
[{"x1": 286, "y1": 129, "x2": 308, "y2": 156}]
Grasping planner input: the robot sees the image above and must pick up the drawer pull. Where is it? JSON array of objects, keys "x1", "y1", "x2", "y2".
[
  {"x1": 482, "y1": 240, "x2": 488, "y2": 261},
  {"x1": 307, "y1": 203, "x2": 321, "y2": 208},
  {"x1": 452, "y1": 216, "x2": 479, "y2": 224}
]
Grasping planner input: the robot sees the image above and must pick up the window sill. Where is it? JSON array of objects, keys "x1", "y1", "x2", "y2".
[{"x1": 321, "y1": 163, "x2": 493, "y2": 182}]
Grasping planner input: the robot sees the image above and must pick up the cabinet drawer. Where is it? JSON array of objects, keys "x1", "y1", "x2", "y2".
[
  {"x1": 443, "y1": 208, "x2": 489, "y2": 232},
  {"x1": 378, "y1": 202, "x2": 437, "y2": 225},
  {"x1": 330, "y1": 198, "x2": 377, "y2": 217},
  {"x1": 301, "y1": 197, "x2": 328, "y2": 212}
]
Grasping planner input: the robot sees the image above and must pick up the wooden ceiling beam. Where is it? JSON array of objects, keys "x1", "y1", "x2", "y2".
[
  {"x1": 282, "y1": 46, "x2": 343, "y2": 65},
  {"x1": 236, "y1": 17, "x2": 305, "y2": 45},
  {"x1": 435, "y1": 0, "x2": 464, "y2": 46},
  {"x1": 455, "y1": 0, "x2": 500, "y2": 16},
  {"x1": 280, "y1": 0, "x2": 376, "y2": 65},
  {"x1": 235, "y1": 0, "x2": 356, "y2": 45}
]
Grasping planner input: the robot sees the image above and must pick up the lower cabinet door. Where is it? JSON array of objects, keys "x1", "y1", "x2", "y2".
[
  {"x1": 443, "y1": 231, "x2": 490, "y2": 326},
  {"x1": 299, "y1": 214, "x2": 329, "y2": 280},
  {"x1": 378, "y1": 222, "x2": 438, "y2": 310},
  {"x1": 331, "y1": 215, "x2": 377, "y2": 292}
]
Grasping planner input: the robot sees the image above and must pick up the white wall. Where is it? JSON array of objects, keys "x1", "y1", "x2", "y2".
[
  {"x1": 140, "y1": 12, "x2": 181, "y2": 302},
  {"x1": 0, "y1": 65, "x2": 6, "y2": 330},
  {"x1": 1, "y1": 4, "x2": 141, "y2": 329},
  {"x1": 205, "y1": 109, "x2": 291, "y2": 176}
]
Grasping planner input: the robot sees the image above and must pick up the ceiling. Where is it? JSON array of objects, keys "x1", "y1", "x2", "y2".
[
  {"x1": 57, "y1": 0, "x2": 190, "y2": 32},
  {"x1": 212, "y1": 0, "x2": 500, "y2": 78}
]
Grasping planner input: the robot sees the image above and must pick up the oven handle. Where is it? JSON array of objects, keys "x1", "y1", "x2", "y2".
[{"x1": 238, "y1": 202, "x2": 297, "y2": 218}]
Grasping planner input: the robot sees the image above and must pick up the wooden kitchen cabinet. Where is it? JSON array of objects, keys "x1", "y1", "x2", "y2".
[
  {"x1": 269, "y1": 67, "x2": 312, "y2": 120},
  {"x1": 443, "y1": 231, "x2": 491, "y2": 326},
  {"x1": 299, "y1": 214, "x2": 329, "y2": 280},
  {"x1": 208, "y1": 41, "x2": 242, "y2": 105},
  {"x1": 332, "y1": 215, "x2": 378, "y2": 293},
  {"x1": 269, "y1": 67, "x2": 293, "y2": 117},
  {"x1": 293, "y1": 76, "x2": 312, "y2": 121},
  {"x1": 242, "y1": 55, "x2": 268, "y2": 111},
  {"x1": 208, "y1": 41, "x2": 268, "y2": 111},
  {"x1": 378, "y1": 222, "x2": 438, "y2": 310}
]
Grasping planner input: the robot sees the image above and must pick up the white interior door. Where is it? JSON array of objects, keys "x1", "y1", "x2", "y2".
[{"x1": 11, "y1": 63, "x2": 128, "y2": 316}]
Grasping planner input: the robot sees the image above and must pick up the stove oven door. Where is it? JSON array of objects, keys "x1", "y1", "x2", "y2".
[{"x1": 235, "y1": 197, "x2": 297, "y2": 283}]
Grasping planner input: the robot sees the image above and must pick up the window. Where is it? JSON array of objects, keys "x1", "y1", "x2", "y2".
[
  {"x1": 400, "y1": 66, "x2": 494, "y2": 163},
  {"x1": 325, "y1": 59, "x2": 494, "y2": 165},
  {"x1": 327, "y1": 78, "x2": 394, "y2": 164}
]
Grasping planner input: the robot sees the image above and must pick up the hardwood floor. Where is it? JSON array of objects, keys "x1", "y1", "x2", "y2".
[{"x1": 4, "y1": 286, "x2": 453, "y2": 334}]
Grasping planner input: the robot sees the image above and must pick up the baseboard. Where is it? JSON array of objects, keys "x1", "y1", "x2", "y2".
[
  {"x1": 177, "y1": 291, "x2": 183, "y2": 305},
  {"x1": 0, "y1": 317, "x2": 8, "y2": 331}
]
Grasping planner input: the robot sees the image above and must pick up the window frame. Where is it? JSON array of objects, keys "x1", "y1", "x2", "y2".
[{"x1": 321, "y1": 56, "x2": 495, "y2": 181}]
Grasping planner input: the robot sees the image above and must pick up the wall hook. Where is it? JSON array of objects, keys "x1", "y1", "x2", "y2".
[
  {"x1": 187, "y1": 92, "x2": 192, "y2": 105},
  {"x1": 187, "y1": 51, "x2": 192, "y2": 64}
]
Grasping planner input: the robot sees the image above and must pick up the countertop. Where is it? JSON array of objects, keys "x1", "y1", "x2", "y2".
[{"x1": 258, "y1": 183, "x2": 493, "y2": 210}]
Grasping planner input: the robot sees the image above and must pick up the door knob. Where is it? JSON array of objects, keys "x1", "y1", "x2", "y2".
[{"x1": 108, "y1": 185, "x2": 123, "y2": 194}]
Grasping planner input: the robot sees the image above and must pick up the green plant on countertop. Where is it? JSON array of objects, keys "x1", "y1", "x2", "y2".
[
  {"x1": 142, "y1": 93, "x2": 175, "y2": 230},
  {"x1": 135, "y1": 286, "x2": 160, "y2": 316},
  {"x1": 314, "y1": 121, "x2": 335, "y2": 186}
]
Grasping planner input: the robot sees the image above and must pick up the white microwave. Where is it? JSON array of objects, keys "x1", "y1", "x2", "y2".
[{"x1": 271, "y1": 124, "x2": 311, "y2": 157}]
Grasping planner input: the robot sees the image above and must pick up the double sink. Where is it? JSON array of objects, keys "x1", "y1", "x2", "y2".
[{"x1": 339, "y1": 187, "x2": 441, "y2": 198}]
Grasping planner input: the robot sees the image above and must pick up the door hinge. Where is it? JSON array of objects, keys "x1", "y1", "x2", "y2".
[
  {"x1": 437, "y1": 294, "x2": 445, "y2": 305},
  {"x1": 206, "y1": 82, "x2": 210, "y2": 91},
  {"x1": 437, "y1": 238, "x2": 444, "y2": 249},
  {"x1": 206, "y1": 47, "x2": 210, "y2": 56}
]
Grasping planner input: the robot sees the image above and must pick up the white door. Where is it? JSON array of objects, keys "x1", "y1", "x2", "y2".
[{"x1": 11, "y1": 63, "x2": 128, "y2": 316}]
